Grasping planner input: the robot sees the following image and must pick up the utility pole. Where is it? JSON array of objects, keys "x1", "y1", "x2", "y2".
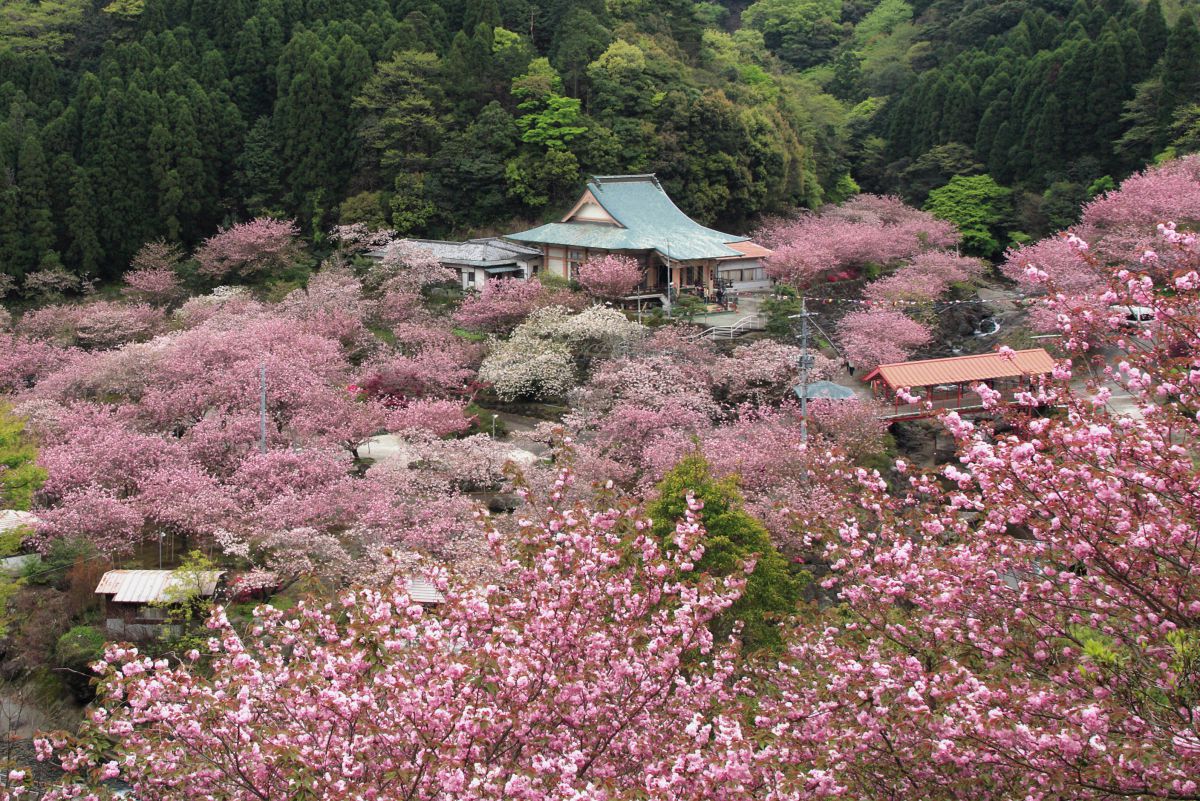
[
  {"x1": 790, "y1": 299, "x2": 815, "y2": 445},
  {"x1": 259, "y1": 362, "x2": 268, "y2": 454}
]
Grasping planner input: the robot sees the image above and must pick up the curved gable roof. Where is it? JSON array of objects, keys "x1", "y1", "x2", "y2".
[{"x1": 507, "y1": 175, "x2": 765, "y2": 262}]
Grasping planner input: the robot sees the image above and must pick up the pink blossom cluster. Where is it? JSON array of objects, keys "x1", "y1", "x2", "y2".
[
  {"x1": 835, "y1": 308, "x2": 933, "y2": 371},
  {"x1": 194, "y1": 217, "x2": 302, "y2": 278},
  {"x1": 577, "y1": 253, "x2": 643, "y2": 299},
  {"x1": 18, "y1": 301, "x2": 166, "y2": 349},
  {"x1": 453, "y1": 278, "x2": 584, "y2": 333},
  {"x1": 863, "y1": 251, "x2": 985, "y2": 305},
  {"x1": 369, "y1": 240, "x2": 457, "y2": 292},
  {"x1": 1004, "y1": 156, "x2": 1200, "y2": 331},
  {"x1": 759, "y1": 194, "x2": 958, "y2": 287},
  {"x1": 122, "y1": 240, "x2": 185, "y2": 305},
  {"x1": 33, "y1": 488, "x2": 756, "y2": 801}
]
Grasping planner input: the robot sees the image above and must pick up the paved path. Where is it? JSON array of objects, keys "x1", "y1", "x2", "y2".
[{"x1": 494, "y1": 411, "x2": 552, "y2": 457}]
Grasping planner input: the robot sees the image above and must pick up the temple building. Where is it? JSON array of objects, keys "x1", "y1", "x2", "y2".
[{"x1": 506, "y1": 174, "x2": 771, "y2": 306}]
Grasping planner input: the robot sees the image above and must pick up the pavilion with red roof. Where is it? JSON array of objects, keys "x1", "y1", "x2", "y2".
[{"x1": 863, "y1": 348, "x2": 1055, "y2": 420}]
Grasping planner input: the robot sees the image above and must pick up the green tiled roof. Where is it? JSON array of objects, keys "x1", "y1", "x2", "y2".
[{"x1": 506, "y1": 175, "x2": 750, "y2": 261}]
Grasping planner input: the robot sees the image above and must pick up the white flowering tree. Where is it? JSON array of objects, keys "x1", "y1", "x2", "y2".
[{"x1": 479, "y1": 306, "x2": 642, "y2": 402}]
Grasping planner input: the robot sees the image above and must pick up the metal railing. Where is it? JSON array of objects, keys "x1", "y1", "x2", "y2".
[{"x1": 684, "y1": 315, "x2": 757, "y2": 340}]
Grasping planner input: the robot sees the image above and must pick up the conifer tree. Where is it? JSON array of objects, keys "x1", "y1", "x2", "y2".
[
  {"x1": 65, "y1": 167, "x2": 102, "y2": 276},
  {"x1": 1137, "y1": 0, "x2": 1168, "y2": 61},
  {"x1": 647, "y1": 454, "x2": 803, "y2": 653},
  {"x1": 1160, "y1": 11, "x2": 1200, "y2": 136},
  {"x1": 16, "y1": 135, "x2": 55, "y2": 278}
]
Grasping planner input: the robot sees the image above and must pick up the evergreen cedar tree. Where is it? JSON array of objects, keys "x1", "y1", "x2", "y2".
[
  {"x1": 4, "y1": 0, "x2": 1199, "y2": 286},
  {"x1": 646, "y1": 454, "x2": 803, "y2": 653}
]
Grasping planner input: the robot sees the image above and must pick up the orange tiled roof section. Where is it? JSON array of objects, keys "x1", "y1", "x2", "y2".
[{"x1": 864, "y1": 348, "x2": 1055, "y2": 389}]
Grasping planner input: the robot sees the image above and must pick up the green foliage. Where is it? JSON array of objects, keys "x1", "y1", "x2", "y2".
[
  {"x1": 0, "y1": 405, "x2": 47, "y2": 511},
  {"x1": 55, "y1": 625, "x2": 106, "y2": 703},
  {"x1": 463, "y1": 404, "x2": 506, "y2": 438},
  {"x1": 865, "y1": 0, "x2": 1191, "y2": 233},
  {"x1": 0, "y1": 0, "x2": 88, "y2": 53},
  {"x1": 672, "y1": 293, "x2": 707, "y2": 323},
  {"x1": 0, "y1": 0, "x2": 850, "y2": 279},
  {"x1": 743, "y1": 0, "x2": 842, "y2": 69},
  {"x1": 647, "y1": 455, "x2": 804, "y2": 653},
  {"x1": 451, "y1": 327, "x2": 488, "y2": 343},
  {"x1": 23, "y1": 538, "x2": 95, "y2": 589},
  {"x1": 925, "y1": 174, "x2": 1013, "y2": 258},
  {"x1": 762, "y1": 286, "x2": 805, "y2": 338},
  {"x1": 156, "y1": 550, "x2": 217, "y2": 608}
]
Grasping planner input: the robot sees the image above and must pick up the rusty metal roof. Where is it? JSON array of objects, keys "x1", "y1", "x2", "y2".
[
  {"x1": 95, "y1": 569, "x2": 224, "y2": 604},
  {"x1": 864, "y1": 348, "x2": 1055, "y2": 389}
]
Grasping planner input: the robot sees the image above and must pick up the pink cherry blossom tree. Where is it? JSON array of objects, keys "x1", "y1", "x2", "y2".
[
  {"x1": 453, "y1": 278, "x2": 547, "y2": 333},
  {"x1": 835, "y1": 308, "x2": 933, "y2": 371},
  {"x1": 368, "y1": 240, "x2": 456, "y2": 293},
  {"x1": 863, "y1": 251, "x2": 986, "y2": 305},
  {"x1": 194, "y1": 218, "x2": 303, "y2": 279},
  {"x1": 577, "y1": 253, "x2": 643, "y2": 299},
  {"x1": 754, "y1": 246, "x2": 1200, "y2": 797},
  {"x1": 18, "y1": 301, "x2": 165, "y2": 349},
  {"x1": 123, "y1": 240, "x2": 185, "y2": 305},
  {"x1": 712, "y1": 339, "x2": 835, "y2": 407},
  {"x1": 32, "y1": 480, "x2": 753, "y2": 801},
  {"x1": 760, "y1": 195, "x2": 959, "y2": 288}
]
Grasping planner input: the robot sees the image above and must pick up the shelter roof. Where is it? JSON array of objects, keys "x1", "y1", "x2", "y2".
[{"x1": 863, "y1": 349, "x2": 1055, "y2": 388}]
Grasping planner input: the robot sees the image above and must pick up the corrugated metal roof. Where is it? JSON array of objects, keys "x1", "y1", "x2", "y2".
[
  {"x1": 405, "y1": 577, "x2": 445, "y2": 605},
  {"x1": 506, "y1": 175, "x2": 763, "y2": 261},
  {"x1": 368, "y1": 238, "x2": 540, "y2": 267},
  {"x1": 96, "y1": 569, "x2": 224, "y2": 604},
  {"x1": 0, "y1": 510, "x2": 37, "y2": 534},
  {"x1": 864, "y1": 349, "x2": 1056, "y2": 388}
]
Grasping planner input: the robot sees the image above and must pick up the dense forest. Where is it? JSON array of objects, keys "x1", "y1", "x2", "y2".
[{"x1": 1, "y1": 0, "x2": 1198, "y2": 281}]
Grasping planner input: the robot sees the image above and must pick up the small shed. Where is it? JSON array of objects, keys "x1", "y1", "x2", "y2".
[
  {"x1": 863, "y1": 348, "x2": 1055, "y2": 420},
  {"x1": 96, "y1": 569, "x2": 225, "y2": 638}
]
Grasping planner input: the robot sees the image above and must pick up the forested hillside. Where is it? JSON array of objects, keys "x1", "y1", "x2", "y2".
[{"x1": 1, "y1": 0, "x2": 1197, "y2": 281}]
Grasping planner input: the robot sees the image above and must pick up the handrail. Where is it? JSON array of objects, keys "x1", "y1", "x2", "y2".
[{"x1": 683, "y1": 315, "x2": 757, "y2": 341}]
